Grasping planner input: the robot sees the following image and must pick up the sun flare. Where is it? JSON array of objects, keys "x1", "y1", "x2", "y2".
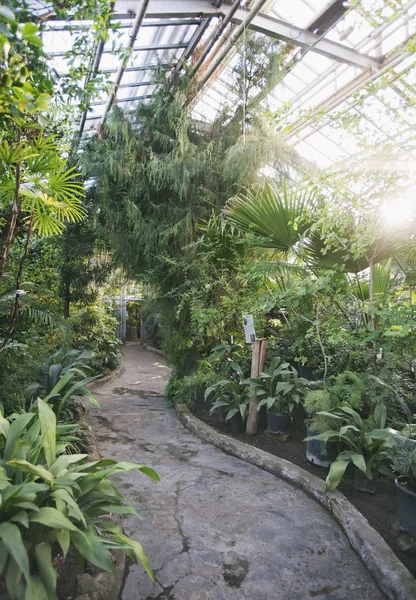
[{"x1": 381, "y1": 196, "x2": 416, "y2": 228}]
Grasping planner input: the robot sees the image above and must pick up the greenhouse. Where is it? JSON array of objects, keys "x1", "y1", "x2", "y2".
[{"x1": 0, "y1": 0, "x2": 415, "y2": 598}]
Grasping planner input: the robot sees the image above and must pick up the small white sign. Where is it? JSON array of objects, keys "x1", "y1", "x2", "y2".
[{"x1": 243, "y1": 314, "x2": 256, "y2": 344}]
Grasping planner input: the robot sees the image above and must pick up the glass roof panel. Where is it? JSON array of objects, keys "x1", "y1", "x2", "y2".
[{"x1": 34, "y1": 0, "x2": 416, "y2": 169}]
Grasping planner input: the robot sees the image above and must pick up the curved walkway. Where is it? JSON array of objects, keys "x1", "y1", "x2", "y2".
[{"x1": 90, "y1": 344, "x2": 384, "y2": 600}]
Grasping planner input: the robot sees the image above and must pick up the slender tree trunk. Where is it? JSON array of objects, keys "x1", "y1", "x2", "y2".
[
  {"x1": 315, "y1": 303, "x2": 327, "y2": 385},
  {"x1": 0, "y1": 210, "x2": 34, "y2": 354},
  {"x1": 368, "y1": 260, "x2": 378, "y2": 373},
  {"x1": 63, "y1": 277, "x2": 71, "y2": 318},
  {"x1": 246, "y1": 339, "x2": 268, "y2": 435},
  {"x1": 0, "y1": 162, "x2": 21, "y2": 282}
]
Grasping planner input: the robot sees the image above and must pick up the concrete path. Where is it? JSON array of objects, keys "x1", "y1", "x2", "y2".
[{"x1": 90, "y1": 344, "x2": 384, "y2": 600}]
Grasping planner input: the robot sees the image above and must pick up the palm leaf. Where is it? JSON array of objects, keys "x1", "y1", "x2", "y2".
[{"x1": 225, "y1": 180, "x2": 317, "y2": 255}]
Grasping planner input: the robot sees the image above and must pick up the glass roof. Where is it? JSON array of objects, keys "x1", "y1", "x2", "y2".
[{"x1": 36, "y1": 0, "x2": 416, "y2": 169}]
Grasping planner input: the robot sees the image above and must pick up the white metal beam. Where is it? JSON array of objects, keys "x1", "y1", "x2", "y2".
[{"x1": 112, "y1": 1, "x2": 381, "y2": 69}]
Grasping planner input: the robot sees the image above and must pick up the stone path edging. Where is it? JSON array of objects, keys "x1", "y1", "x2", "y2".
[
  {"x1": 142, "y1": 343, "x2": 166, "y2": 358},
  {"x1": 88, "y1": 363, "x2": 125, "y2": 390},
  {"x1": 175, "y1": 403, "x2": 416, "y2": 600}
]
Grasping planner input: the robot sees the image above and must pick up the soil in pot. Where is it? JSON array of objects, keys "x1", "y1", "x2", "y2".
[
  {"x1": 227, "y1": 412, "x2": 245, "y2": 433},
  {"x1": 305, "y1": 424, "x2": 337, "y2": 468},
  {"x1": 395, "y1": 477, "x2": 416, "y2": 539},
  {"x1": 355, "y1": 469, "x2": 378, "y2": 494},
  {"x1": 267, "y1": 412, "x2": 291, "y2": 435}
]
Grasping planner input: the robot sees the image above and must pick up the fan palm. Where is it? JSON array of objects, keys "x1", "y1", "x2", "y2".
[
  {"x1": 225, "y1": 180, "x2": 404, "y2": 274},
  {"x1": 0, "y1": 132, "x2": 85, "y2": 352}
]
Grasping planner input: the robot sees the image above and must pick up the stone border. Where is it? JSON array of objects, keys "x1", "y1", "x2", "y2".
[
  {"x1": 88, "y1": 363, "x2": 125, "y2": 390},
  {"x1": 175, "y1": 403, "x2": 416, "y2": 600},
  {"x1": 142, "y1": 343, "x2": 166, "y2": 358}
]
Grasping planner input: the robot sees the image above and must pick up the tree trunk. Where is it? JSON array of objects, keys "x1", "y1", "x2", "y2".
[
  {"x1": 0, "y1": 162, "x2": 21, "y2": 282},
  {"x1": 246, "y1": 339, "x2": 268, "y2": 435},
  {"x1": 0, "y1": 210, "x2": 34, "y2": 354}
]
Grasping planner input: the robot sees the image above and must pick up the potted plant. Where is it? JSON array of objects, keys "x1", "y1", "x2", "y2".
[
  {"x1": 251, "y1": 358, "x2": 308, "y2": 435},
  {"x1": 306, "y1": 401, "x2": 395, "y2": 493},
  {"x1": 392, "y1": 441, "x2": 416, "y2": 538},
  {"x1": 304, "y1": 389, "x2": 338, "y2": 467},
  {"x1": 205, "y1": 374, "x2": 249, "y2": 434}
]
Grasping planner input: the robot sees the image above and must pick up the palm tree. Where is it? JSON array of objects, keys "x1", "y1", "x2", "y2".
[
  {"x1": 224, "y1": 179, "x2": 404, "y2": 274},
  {"x1": 0, "y1": 132, "x2": 85, "y2": 352}
]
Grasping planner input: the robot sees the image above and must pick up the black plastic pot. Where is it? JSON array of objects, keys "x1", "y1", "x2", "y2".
[
  {"x1": 258, "y1": 404, "x2": 268, "y2": 431},
  {"x1": 267, "y1": 411, "x2": 291, "y2": 435},
  {"x1": 305, "y1": 425, "x2": 337, "y2": 468},
  {"x1": 217, "y1": 405, "x2": 227, "y2": 424},
  {"x1": 298, "y1": 365, "x2": 318, "y2": 381},
  {"x1": 395, "y1": 477, "x2": 416, "y2": 539},
  {"x1": 354, "y1": 469, "x2": 377, "y2": 494},
  {"x1": 227, "y1": 411, "x2": 245, "y2": 433}
]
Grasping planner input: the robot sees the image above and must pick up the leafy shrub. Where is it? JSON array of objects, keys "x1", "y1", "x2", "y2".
[
  {"x1": 392, "y1": 440, "x2": 416, "y2": 493},
  {"x1": 0, "y1": 400, "x2": 159, "y2": 599},
  {"x1": 69, "y1": 303, "x2": 122, "y2": 375},
  {"x1": 166, "y1": 363, "x2": 224, "y2": 409},
  {"x1": 250, "y1": 357, "x2": 308, "y2": 416},
  {"x1": 327, "y1": 371, "x2": 365, "y2": 410},
  {"x1": 206, "y1": 376, "x2": 250, "y2": 423},
  {"x1": 25, "y1": 348, "x2": 100, "y2": 421},
  {"x1": 304, "y1": 389, "x2": 333, "y2": 434},
  {"x1": 307, "y1": 401, "x2": 395, "y2": 491},
  {"x1": 0, "y1": 341, "x2": 39, "y2": 415}
]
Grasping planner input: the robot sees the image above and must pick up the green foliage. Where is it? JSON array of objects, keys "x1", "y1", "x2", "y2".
[
  {"x1": 206, "y1": 362, "x2": 250, "y2": 422},
  {"x1": 392, "y1": 441, "x2": 416, "y2": 493},
  {"x1": 0, "y1": 340, "x2": 38, "y2": 414},
  {"x1": 0, "y1": 399, "x2": 159, "y2": 599},
  {"x1": 250, "y1": 357, "x2": 308, "y2": 415},
  {"x1": 326, "y1": 371, "x2": 366, "y2": 411},
  {"x1": 303, "y1": 389, "x2": 334, "y2": 434},
  {"x1": 0, "y1": 6, "x2": 52, "y2": 127},
  {"x1": 25, "y1": 348, "x2": 100, "y2": 421},
  {"x1": 166, "y1": 365, "x2": 221, "y2": 410},
  {"x1": 307, "y1": 402, "x2": 395, "y2": 491},
  {"x1": 68, "y1": 304, "x2": 122, "y2": 375}
]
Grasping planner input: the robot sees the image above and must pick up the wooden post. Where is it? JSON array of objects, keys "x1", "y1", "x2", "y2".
[{"x1": 246, "y1": 339, "x2": 267, "y2": 435}]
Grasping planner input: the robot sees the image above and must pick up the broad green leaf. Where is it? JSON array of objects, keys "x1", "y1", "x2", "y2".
[
  {"x1": 15, "y1": 502, "x2": 40, "y2": 512},
  {"x1": 138, "y1": 466, "x2": 160, "y2": 482},
  {"x1": 56, "y1": 530, "x2": 70, "y2": 559},
  {"x1": 30, "y1": 507, "x2": 78, "y2": 531},
  {"x1": 21, "y1": 22, "x2": 38, "y2": 37},
  {"x1": 11, "y1": 510, "x2": 29, "y2": 529},
  {"x1": 50, "y1": 454, "x2": 87, "y2": 478},
  {"x1": 225, "y1": 407, "x2": 238, "y2": 421},
  {"x1": 34, "y1": 543, "x2": 56, "y2": 594},
  {"x1": 5, "y1": 558, "x2": 24, "y2": 599},
  {"x1": 7, "y1": 460, "x2": 54, "y2": 486},
  {"x1": 71, "y1": 530, "x2": 114, "y2": 572},
  {"x1": 0, "y1": 414, "x2": 10, "y2": 437},
  {"x1": 52, "y1": 489, "x2": 85, "y2": 526},
  {"x1": 0, "y1": 541, "x2": 7, "y2": 576},
  {"x1": 349, "y1": 453, "x2": 366, "y2": 474},
  {"x1": 4, "y1": 413, "x2": 36, "y2": 461},
  {"x1": 43, "y1": 370, "x2": 75, "y2": 403},
  {"x1": 325, "y1": 460, "x2": 349, "y2": 491},
  {"x1": 0, "y1": 522, "x2": 30, "y2": 580},
  {"x1": 112, "y1": 532, "x2": 153, "y2": 581},
  {"x1": 25, "y1": 575, "x2": 49, "y2": 600},
  {"x1": 38, "y1": 399, "x2": 56, "y2": 467}
]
